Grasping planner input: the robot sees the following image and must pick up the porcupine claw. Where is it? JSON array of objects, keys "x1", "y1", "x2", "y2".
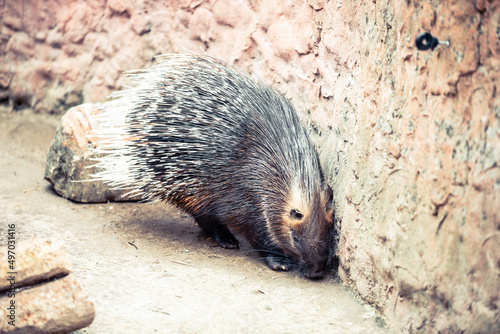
[{"x1": 265, "y1": 255, "x2": 295, "y2": 271}]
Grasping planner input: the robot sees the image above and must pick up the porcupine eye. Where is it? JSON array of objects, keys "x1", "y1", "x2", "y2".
[{"x1": 290, "y1": 209, "x2": 303, "y2": 220}]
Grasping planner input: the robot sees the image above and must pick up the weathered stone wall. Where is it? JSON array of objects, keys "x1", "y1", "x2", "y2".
[{"x1": 2, "y1": 0, "x2": 499, "y2": 332}]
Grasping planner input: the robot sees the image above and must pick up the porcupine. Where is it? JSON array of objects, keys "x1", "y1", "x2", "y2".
[{"x1": 91, "y1": 54, "x2": 334, "y2": 278}]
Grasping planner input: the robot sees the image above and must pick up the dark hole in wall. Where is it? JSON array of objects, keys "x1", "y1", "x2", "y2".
[
  {"x1": 12, "y1": 95, "x2": 31, "y2": 111},
  {"x1": 0, "y1": 95, "x2": 8, "y2": 106}
]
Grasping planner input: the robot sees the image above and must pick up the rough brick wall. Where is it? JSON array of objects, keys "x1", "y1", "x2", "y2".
[{"x1": 1, "y1": 0, "x2": 499, "y2": 332}]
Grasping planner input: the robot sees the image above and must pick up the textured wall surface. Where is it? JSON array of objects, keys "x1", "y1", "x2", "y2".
[{"x1": 2, "y1": 0, "x2": 499, "y2": 332}]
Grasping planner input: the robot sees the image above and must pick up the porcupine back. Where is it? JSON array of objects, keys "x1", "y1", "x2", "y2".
[{"x1": 91, "y1": 54, "x2": 332, "y2": 278}]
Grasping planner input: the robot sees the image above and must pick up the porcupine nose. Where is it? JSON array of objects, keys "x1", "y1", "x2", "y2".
[{"x1": 303, "y1": 262, "x2": 327, "y2": 279}]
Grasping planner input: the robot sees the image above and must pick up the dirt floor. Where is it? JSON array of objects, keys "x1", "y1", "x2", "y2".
[{"x1": 0, "y1": 110, "x2": 391, "y2": 333}]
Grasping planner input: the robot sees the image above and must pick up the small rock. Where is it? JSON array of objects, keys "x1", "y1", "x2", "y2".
[
  {"x1": 0, "y1": 275, "x2": 95, "y2": 334},
  {"x1": 0, "y1": 238, "x2": 95, "y2": 333},
  {"x1": 0, "y1": 238, "x2": 72, "y2": 292}
]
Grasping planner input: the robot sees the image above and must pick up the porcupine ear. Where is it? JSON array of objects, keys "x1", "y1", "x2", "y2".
[
  {"x1": 284, "y1": 183, "x2": 309, "y2": 228},
  {"x1": 290, "y1": 209, "x2": 304, "y2": 220}
]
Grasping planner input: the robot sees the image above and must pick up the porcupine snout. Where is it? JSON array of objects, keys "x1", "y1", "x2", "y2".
[
  {"x1": 299, "y1": 244, "x2": 330, "y2": 279},
  {"x1": 296, "y1": 230, "x2": 331, "y2": 279}
]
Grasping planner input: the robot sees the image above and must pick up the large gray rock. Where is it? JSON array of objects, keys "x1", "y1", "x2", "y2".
[{"x1": 44, "y1": 103, "x2": 141, "y2": 203}]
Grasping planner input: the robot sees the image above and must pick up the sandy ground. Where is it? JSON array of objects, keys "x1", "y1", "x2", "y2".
[{"x1": 0, "y1": 110, "x2": 391, "y2": 333}]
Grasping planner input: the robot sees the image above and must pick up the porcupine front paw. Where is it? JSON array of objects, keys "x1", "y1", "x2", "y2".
[{"x1": 265, "y1": 255, "x2": 295, "y2": 271}]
